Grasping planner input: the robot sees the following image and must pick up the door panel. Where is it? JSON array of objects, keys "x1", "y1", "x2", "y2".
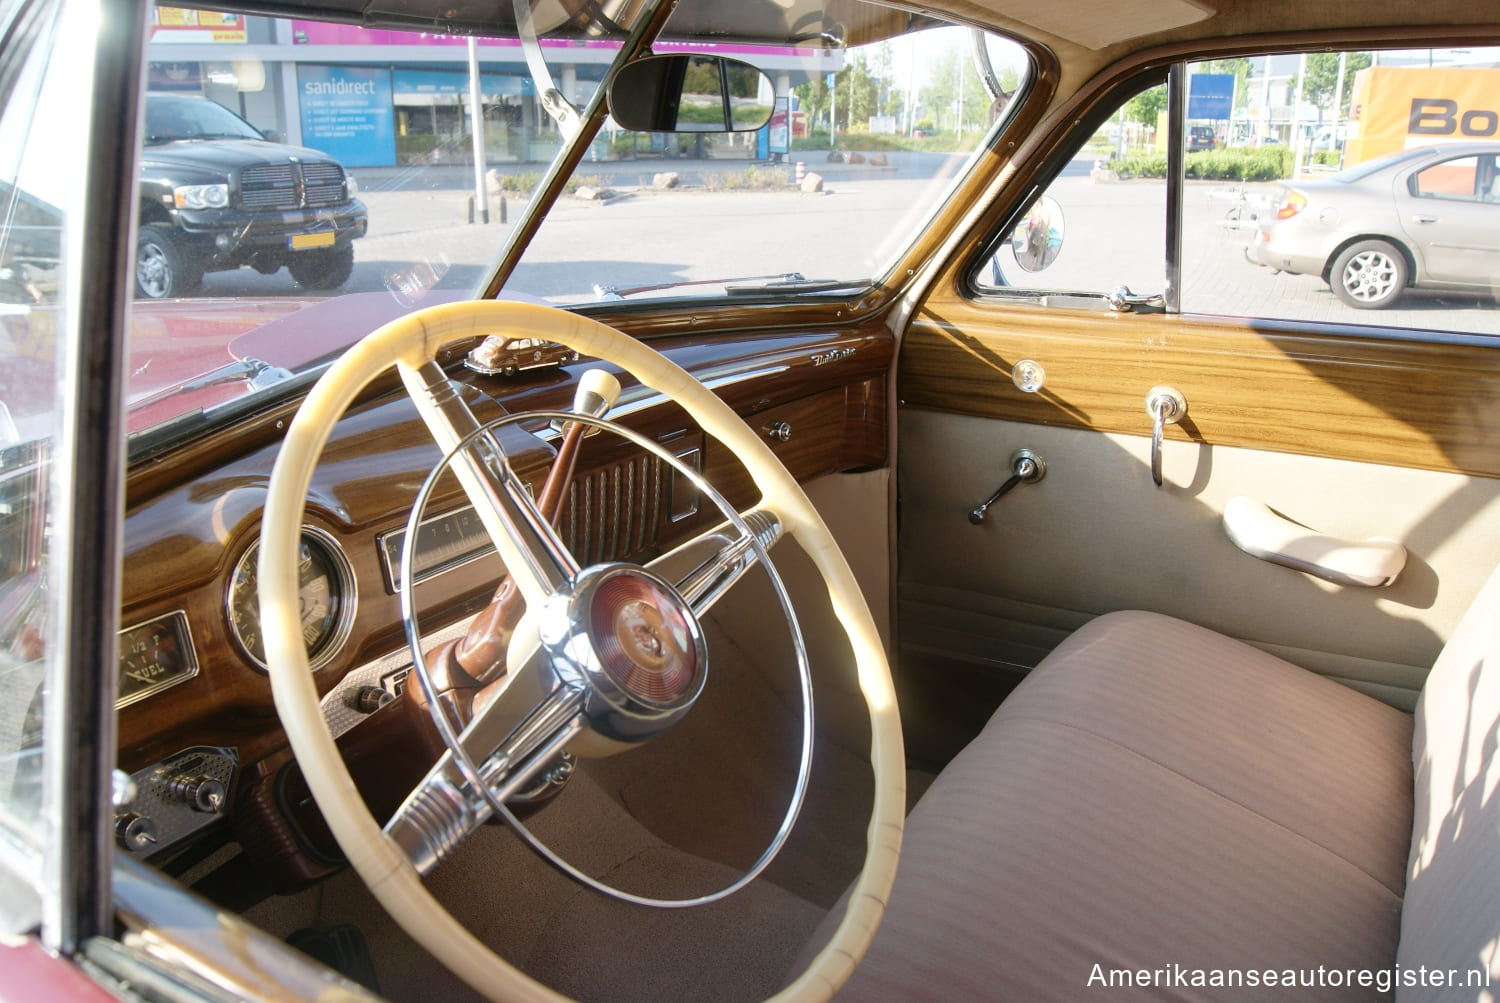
[{"x1": 894, "y1": 300, "x2": 1500, "y2": 756}]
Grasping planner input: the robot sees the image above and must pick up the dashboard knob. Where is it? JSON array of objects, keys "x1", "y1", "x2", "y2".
[
  {"x1": 115, "y1": 813, "x2": 159, "y2": 852},
  {"x1": 766, "y1": 420, "x2": 792, "y2": 442},
  {"x1": 167, "y1": 774, "x2": 227, "y2": 813}
]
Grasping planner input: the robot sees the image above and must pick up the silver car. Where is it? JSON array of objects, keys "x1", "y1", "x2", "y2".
[{"x1": 1248, "y1": 143, "x2": 1500, "y2": 309}]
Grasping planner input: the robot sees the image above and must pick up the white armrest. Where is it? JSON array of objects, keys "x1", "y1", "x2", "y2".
[{"x1": 1222, "y1": 496, "x2": 1406, "y2": 588}]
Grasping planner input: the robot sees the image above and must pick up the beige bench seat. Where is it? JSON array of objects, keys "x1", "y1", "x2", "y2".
[{"x1": 831, "y1": 576, "x2": 1500, "y2": 1001}]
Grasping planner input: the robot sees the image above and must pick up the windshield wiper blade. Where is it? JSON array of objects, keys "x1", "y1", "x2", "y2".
[
  {"x1": 129, "y1": 357, "x2": 293, "y2": 417},
  {"x1": 593, "y1": 272, "x2": 864, "y2": 300},
  {"x1": 126, "y1": 359, "x2": 302, "y2": 457},
  {"x1": 181, "y1": 357, "x2": 293, "y2": 393}
]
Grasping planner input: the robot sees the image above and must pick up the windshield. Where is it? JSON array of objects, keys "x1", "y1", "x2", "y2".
[
  {"x1": 144, "y1": 92, "x2": 264, "y2": 144},
  {"x1": 102, "y1": 1, "x2": 1025, "y2": 453}
]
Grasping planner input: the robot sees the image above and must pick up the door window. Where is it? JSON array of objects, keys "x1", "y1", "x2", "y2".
[
  {"x1": 974, "y1": 78, "x2": 1167, "y2": 304},
  {"x1": 1412, "y1": 155, "x2": 1498, "y2": 201},
  {"x1": 974, "y1": 47, "x2": 1500, "y2": 337}
]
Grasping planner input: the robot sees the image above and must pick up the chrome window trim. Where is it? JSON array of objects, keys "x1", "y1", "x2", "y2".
[{"x1": 39, "y1": 0, "x2": 149, "y2": 954}]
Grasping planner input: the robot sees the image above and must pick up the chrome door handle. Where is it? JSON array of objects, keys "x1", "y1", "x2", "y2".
[
  {"x1": 1411, "y1": 214, "x2": 1439, "y2": 224},
  {"x1": 1145, "y1": 386, "x2": 1186, "y2": 488}
]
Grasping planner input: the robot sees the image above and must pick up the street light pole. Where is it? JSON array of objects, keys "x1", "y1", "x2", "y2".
[
  {"x1": 830, "y1": 71, "x2": 837, "y2": 150},
  {"x1": 468, "y1": 36, "x2": 489, "y2": 224}
]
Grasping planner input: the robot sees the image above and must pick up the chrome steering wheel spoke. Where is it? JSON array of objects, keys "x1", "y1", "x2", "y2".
[
  {"x1": 647, "y1": 506, "x2": 783, "y2": 617},
  {"x1": 399, "y1": 359, "x2": 579, "y2": 609},
  {"x1": 385, "y1": 640, "x2": 587, "y2": 874}
]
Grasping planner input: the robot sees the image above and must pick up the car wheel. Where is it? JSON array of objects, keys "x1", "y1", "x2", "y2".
[
  {"x1": 1330, "y1": 239, "x2": 1407, "y2": 310},
  {"x1": 135, "y1": 224, "x2": 201, "y2": 299},
  {"x1": 287, "y1": 245, "x2": 355, "y2": 290}
]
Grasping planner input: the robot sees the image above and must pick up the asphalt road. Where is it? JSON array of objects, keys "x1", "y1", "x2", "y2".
[{"x1": 193, "y1": 155, "x2": 1499, "y2": 336}]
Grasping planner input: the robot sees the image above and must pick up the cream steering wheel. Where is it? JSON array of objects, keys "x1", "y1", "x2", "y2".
[{"x1": 260, "y1": 300, "x2": 903, "y2": 1001}]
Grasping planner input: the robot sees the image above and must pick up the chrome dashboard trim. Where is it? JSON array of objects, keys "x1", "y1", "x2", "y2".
[{"x1": 535, "y1": 363, "x2": 790, "y2": 442}]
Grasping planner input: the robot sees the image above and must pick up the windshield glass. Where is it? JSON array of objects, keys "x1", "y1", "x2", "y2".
[
  {"x1": 0, "y1": 0, "x2": 72, "y2": 907},
  {"x1": 513, "y1": 21, "x2": 1028, "y2": 304},
  {"x1": 114, "y1": 1, "x2": 1026, "y2": 453},
  {"x1": 144, "y1": 92, "x2": 264, "y2": 144}
]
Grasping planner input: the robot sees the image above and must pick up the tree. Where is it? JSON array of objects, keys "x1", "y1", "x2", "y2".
[
  {"x1": 793, "y1": 74, "x2": 829, "y2": 131},
  {"x1": 920, "y1": 41, "x2": 987, "y2": 133},
  {"x1": 1123, "y1": 83, "x2": 1167, "y2": 126},
  {"x1": 841, "y1": 52, "x2": 880, "y2": 129},
  {"x1": 1294, "y1": 52, "x2": 1373, "y2": 118}
]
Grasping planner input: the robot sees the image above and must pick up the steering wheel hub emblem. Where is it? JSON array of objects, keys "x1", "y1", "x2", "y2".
[
  {"x1": 590, "y1": 570, "x2": 699, "y2": 706},
  {"x1": 539, "y1": 563, "x2": 709, "y2": 740}
]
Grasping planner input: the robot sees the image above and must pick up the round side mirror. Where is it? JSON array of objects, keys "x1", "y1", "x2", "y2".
[
  {"x1": 1009, "y1": 195, "x2": 1065, "y2": 272},
  {"x1": 609, "y1": 55, "x2": 774, "y2": 133}
]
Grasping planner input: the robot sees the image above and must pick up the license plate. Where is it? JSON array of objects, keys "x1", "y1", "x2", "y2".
[{"x1": 288, "y1": 232, "x2": 336, "y2": 250}]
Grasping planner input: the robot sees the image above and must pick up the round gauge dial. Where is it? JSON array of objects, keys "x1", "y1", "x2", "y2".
[{"x1": 227, "y1": 529, "x2": 355, "y2": 672}]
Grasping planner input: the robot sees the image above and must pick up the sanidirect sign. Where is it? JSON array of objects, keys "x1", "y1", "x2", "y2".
[{"x1": 297, "y1": 65, "x2": 395, "y2": 167}]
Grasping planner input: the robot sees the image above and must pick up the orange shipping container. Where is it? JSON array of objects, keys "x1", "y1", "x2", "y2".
[{"x1": 1345, "y1": 66, "x2": 1500, "y2": 166}]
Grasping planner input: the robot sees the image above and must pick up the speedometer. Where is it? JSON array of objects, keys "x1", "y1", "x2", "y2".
[{"x1": 226, "y1": 528, "x2": 356, "y2": 672}]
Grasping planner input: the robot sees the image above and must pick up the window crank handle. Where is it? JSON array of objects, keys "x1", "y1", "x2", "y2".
[{"x1": 969, "y1": 450, "x2": 1045, "y2": 525}]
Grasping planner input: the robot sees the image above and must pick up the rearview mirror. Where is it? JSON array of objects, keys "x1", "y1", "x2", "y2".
[{"x1": 608, "y1": 55, "x2": 774, "y2": 133}]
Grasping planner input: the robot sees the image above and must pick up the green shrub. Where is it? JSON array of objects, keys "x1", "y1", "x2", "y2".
[
  {"x1": 564, "y1": 175, "x2": 602, "y2": 194},
  {"x1": 698, "y1": 167, "x2": 789, "y2": 191},
  {"x1": 1114, "y1": 146, "x2": 1294, "y2": 181},
  {"x1": 493, "y1": 171, "x2": 542, "y2": 195},
  {"x1": 1116, "y1": 153, "x2": 1167, "y2": 178}
]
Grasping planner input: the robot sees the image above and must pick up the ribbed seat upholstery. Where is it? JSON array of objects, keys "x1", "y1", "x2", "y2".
[{"x1": 827, "y1": 566, "x2": 1500, "y2": 1001}]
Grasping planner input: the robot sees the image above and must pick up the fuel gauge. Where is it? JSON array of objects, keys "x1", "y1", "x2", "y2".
[{"x1": 117, "y1": 611, "x2": 199, "y2": 708}]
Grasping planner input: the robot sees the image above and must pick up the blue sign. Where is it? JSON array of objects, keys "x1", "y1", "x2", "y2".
[
  {"x1": 297, "y1": 65, "x2": 395, "y2": 167},
  {"x1": 1188, "y1": 73, "x2": 1235, "y2": 120}
]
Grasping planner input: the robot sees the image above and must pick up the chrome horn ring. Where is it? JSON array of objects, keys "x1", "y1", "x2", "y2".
[{"x1": 394, "y1": 409, "x2": 814, "y2": 909}]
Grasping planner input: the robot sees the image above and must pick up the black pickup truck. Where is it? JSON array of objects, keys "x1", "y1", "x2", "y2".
[{"x1": 136, "y1": 93, "x2": 368, "y2": 299}]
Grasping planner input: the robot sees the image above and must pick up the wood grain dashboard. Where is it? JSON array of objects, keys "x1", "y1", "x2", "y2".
[{"x1": 115, "y1": 322, "x2": 892, "y2": 803}]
